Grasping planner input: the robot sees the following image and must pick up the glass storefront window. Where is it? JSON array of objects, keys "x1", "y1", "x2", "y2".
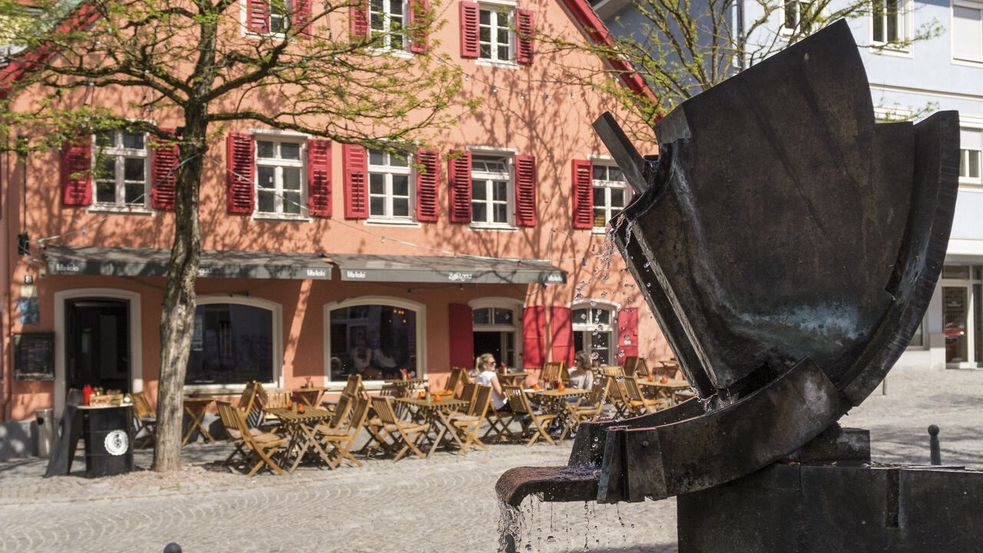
[
  {"x1": 186, "y1": 303, "x2": 273, "y2": 384},
  {"x1": 330, "y1": 304, "x2": 417, "y2": 381}
]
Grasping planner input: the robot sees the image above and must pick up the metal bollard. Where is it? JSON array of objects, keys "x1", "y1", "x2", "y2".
[
  {"x1": 928, "y1": 425, "x2": 941, "y2": 465},
  {"x1": 163, "y1": 543, "x2": 182, "y2": 553}
]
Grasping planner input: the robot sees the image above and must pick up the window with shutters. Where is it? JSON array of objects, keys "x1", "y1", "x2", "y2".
[
  {"x1": 961, "y1": 127, "x2": 983, "y2": 186},
  {"x1": 92, "y1": 130, "x2": 150, "y2": 210},
  {"x1": 870, "y1": 0, "x2": 909, "y2": 49},
  {"x1": 591, "y1": 163, "x2": 630, "y2": 231},
  {"x1": 572, "y1": 303, "x2": 615, "y2": 365},
  {"x1": 370, "y1": 0, "x2": 408, "y2": 50},
  {"x1": 780, "y1": 0, "x2": 813, "y2": 35},
  {"x1": 953, "y1": 1, "x2": 983, "y2": 63},
  {"x1": 478, "y1": 3, "x2": 514, "y2": 62},
  {"x1": 471, "y1": 155, "x2": 512, "y2": 227},
  {"x1": 256, "y1": 137, "x2": 306, "y2": 217},
  {"x1": 368, "y1": 149, "x2": 414, "y2": 221}
]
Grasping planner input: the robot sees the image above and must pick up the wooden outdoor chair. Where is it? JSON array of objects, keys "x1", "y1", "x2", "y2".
[
  {"x1": 540, "y1": 361, "x2": 566, "y2": 388},
  {"x1": 450, "y1": 384, "x2": 492, "y2": 454},
  {"x1": 131, "y1": 391, "x2": 157, "y2": 448},
  {"x1": 483, "y1": 396, "x2": 516, "y2": 443},
  {"x1": 601, "y1": 365, "x2": 626, "y2": 377},
  {"x1": 623, "y1": 356, "x2": 650, "y2": 377},
  {"x1": 458, "y1": 382, "x2": 477, "y2": 405},
  {"x1": 239, "y1": 381, "x2": 264, "y2": 427},
  {"x1": 368, "y1": 397, "x2": 429, "y2": 461},
  {"x1": 504, "y1": 386, "x2": 558, "y2": 446},
  {"x1": 216, "y1": 400, "x2": 288, "y2": 476},
  {"x1": 444, "y1": 367, "x2": 464, "y2": 395},
  {"x1": 562, "y1": 379, "x2": 611, "y2": 439},
  {"x1": 322, "y1": 375, "x2": 365, "y2": 413},
  {"x1": 315, "y1": 396, "x2": 370, "y2": 469},
  {"x1": 622, "y1": 377, "x2": 670, "y2": 416}
]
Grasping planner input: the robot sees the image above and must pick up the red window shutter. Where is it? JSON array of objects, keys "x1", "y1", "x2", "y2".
[
  {"x1": 515, "y1": 8, "x2": 534, "y2": 65},
  {"x1": 409, "y1": 0, "x2": 429, "y2": 53},
  {"x1": 514, "y1": 154, "x2": 537, "y2": 227},
  {"x1": 571, "y1": 159, "x2": 593, "y2": 229},
  {"x1": 60, "y1": 138, "x2": 92, "y2": 207},
  {"x1": 416, "y1": 149, "x2": 439, "y2": 222},
  {"x1": 350, "y1": 0, "x2": 369, "y2": 39},
  {"x1": 522, "y1": 306, "x2": 547, "y2": 370},
  {"x1": 307, "y1": 139, "x2": 332, "y2": 218},
  {"x1": 550, "y1": 306, "x2": 574, "y2": 367},
  {"x1": 246, "y1": 0, "x2": 270, "y2": 33},
  {"x1": 291, "y1": 0, "x2": 312, "y2": 36},
  {"x1": 150, "y1": 128, "x2": 178, "y2": 211},
  {"x1": 459, "y1": 1, "x2": 480, "y2": 58},
  {"x1": 448, "y1": 303, "x2": 474, "y2": 369},
  {"x1": 617, "y1": 307, "x2": 639, "y2": 364},
  {"x1": 447, "y1": 150, "x2": 472, "y2": 223},
  {"x1": 226, "y1": 132, "x2": 255, "y2": 214},
  {"x1": 343, "y1": 144, "x2": 369, "y2": 219}
]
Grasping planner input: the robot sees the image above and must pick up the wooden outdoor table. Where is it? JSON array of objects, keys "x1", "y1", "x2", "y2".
[
  {"x1": 498, "y1": 371, "x2": 529, "y2": 386},
  {"x1": 637, "y1": 378, "x2": 692, "y2": 404},
  {"x1": 182, "y1": 397, "x2": 215, "y2": 445},
  {"x1": 527, "y1": 388, "x2": 590, "y2": 437},
  {"x1": 395, "y1": 397, "x2": 469, "y2": 457},
  {"x1": 265, "y1": 407, "x2": 334, "y2": 472},
  {"x1": 292, "y1": 387, "x2": 327, "y2": 408},
  {"x1": 383, "y1": 379, "x2": 427, "y2": 398}
]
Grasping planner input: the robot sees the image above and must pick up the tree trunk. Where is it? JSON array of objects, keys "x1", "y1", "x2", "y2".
[{"x1": 153, "y1": 116, "x2": 207, "y2": 472}]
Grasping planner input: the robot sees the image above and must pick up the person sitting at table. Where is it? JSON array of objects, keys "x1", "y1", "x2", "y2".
[
  {"x1": 569, "y1": 351, "x2": 595, "y2": 390},
  {"x1": 474, "y1": 353, "x2": 509, "y2": 412}
]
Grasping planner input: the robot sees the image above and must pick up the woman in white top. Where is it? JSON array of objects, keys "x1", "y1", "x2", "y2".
[
  {"x1": 473, "y1": 352, "x2": 508, "y2": 411},
  {"x1": 568, "y1": 351, "x2": 595, "y2": 390}
]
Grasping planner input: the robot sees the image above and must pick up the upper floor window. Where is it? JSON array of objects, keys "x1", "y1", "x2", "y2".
[
  {"x1": 369, "y1": 149, "x2": 412, "y2": 220},
  {"x1": 479, "y1": 5, "x2": 513, "y2": 61},
  {"x1": 781, "y1": 0, "x2": 813, "y2": 34},
  {"x1": 270, "y1": 0, "x2": 290, "y2": 33},
  {"x1": 256, "y1": 138, "x2": 305, "y2": 216},
  {"x1": 371, "y1": 0, "x2": 407, "y2": 50},
  {"x1": 961, "y1": 127, "x2": 983, "y2": 185},
  {"x1": 471, "y1": 155, "x2": 511, "y2": 226},
  {"x1": 871, "y1": 0, "x2": 907, "y2": 46},
  {"x1": 592, "y1": 164, "x2": 629, "y2": 229},
  {"x1": 953, "y1": 1, "x2": 983, "y2": 63},
  {"x1": 93, "y1": 130, "x2": 149, "y2": 208}
]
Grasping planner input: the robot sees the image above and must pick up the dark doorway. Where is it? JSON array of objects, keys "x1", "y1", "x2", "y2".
[
  {"x1": 473, "y1": 331, "x2": 516, "y2": 368},
  {"x1": 65, "y1": 299, "x2": 130, "y2": 392}
]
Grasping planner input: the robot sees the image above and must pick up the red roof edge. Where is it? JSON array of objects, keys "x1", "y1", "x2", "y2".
[
  {"x1": 0, "y1": 2, "x2": 101, "y2": 98},
  {"x1": 557, "y1": 0, "x2": 659, "y2": 106}
]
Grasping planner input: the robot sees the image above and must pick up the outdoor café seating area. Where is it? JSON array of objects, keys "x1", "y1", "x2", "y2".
[{"x1": 131, "y1": 357, "x2": 692, "y2": 476}]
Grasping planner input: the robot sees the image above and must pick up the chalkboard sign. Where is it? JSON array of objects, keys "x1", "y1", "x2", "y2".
[{"x1": 14, "y1": 332, "x2": 55, "y2": 381}]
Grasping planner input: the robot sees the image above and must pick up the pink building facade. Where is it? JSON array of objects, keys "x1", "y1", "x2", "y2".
[{"x1": 0, "y1": 0, "x2": 670, "y2": 425}]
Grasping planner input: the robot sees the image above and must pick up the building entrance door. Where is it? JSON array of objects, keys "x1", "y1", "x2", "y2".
[
  {"x1": 943, "y1": 286, "x2": 970, "y2": 364},
  {"x1": 65, "y1": 299, "x2": 131, "y2": 393}
]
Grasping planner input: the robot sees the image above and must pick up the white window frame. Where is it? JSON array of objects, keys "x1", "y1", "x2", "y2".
[
  {"x1": 952, "y1": 0, "x2": 983, "y2": 64},
  {"x1": 323, "y1": 296, "x2": 428, "y2": 389},
  {"x1": 571, "y1": 301, "x2": 618, "y2": 366},
  {"x1": 591, "y1": 162, "x2": 631, "y2": 234},
  {"x1": 478, "y1": 2, "x2": 515, "y2": 63},
  {"x1": 470, "y1": 297, "x2": 523, "y2": 369},
  {"x1": 960, "y1": 126, "x2": 983, "y2": 187},
  {"x1": 779, "y1": 0, "x2": 813, "y2": 35},
  {"x1": 470, "y1": 153, "x2": 514, "y2": 229},
  {"x1": 91, "y1": 130, "x2": 151, "y2": 211},
  {"x1": 870, "y1": 0, "x2": 911, "y2": 50},
  {"x1": 185, "y1": 295, "x2": 284, "y2": 392},
  {"x1": 368, "y1": 149, "x2": 415, "y2": 222},
  {"x1": 370, "y1": 0, "x2": 409, "y2": 51},
  {"x1": 240, "y1": 0, "x2": 293, "y2": 38},
  {"x1": 254, "y1": 135, "x2": 307, "y2": 219}
]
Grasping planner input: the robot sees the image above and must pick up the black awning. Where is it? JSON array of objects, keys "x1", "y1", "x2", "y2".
[
  {"x1": 329, "y1": 253, "x2": 566, "y2": 284},
  {"x1": 45, "y1": 245, "x2": 333, "y2": 280}
]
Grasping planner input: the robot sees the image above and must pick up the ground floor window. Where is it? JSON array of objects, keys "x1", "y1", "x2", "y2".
[
  {"x1": 472, "y1": 304, "x2": 518, "y2": 368},
  {"x1": 572, "y1": 303, "x2": 614, "y2": 365},
  {"x1": 186, "y1": 303, "x2": 274, "y2": 384},
  {"x1": 330, "y1": 304, "x2": 417, "y2": 380}
]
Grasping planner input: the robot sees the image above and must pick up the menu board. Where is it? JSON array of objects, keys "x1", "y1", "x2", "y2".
[{"x1": 14, "y1": 332, "x2": 55, "y2": 381}]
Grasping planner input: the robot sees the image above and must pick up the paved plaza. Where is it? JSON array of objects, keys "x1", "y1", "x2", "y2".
[{"x1": 0, "y1": 368, "x2": 981, "y2": 553}]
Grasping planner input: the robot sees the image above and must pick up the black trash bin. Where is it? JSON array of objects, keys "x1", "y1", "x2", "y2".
[{"x1": 81, "y1": 405, "x2": 133, "y2": 477}]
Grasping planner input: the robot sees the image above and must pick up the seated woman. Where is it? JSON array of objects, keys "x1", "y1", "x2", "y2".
[
  {"x1": 474, "y1": 353, "x2": 508, "y2": 412},
  {"x1": 569, "y1": 351, "x2": 595, "y2": 390}
]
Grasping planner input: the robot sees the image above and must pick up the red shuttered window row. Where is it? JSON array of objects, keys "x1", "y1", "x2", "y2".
[
  {"x1": 246, "y1": 0, "x2": 312, "y2": 36},
  {"x1": 447, "y1": 150, "x2": 537, "y2": 227},
  {"x1": 459, "y1": 1, "x2": 534, "y2": 65},
  {"x1": 523, "y1": 305, "x2": 639, "y2": 369},
  {"x1": 60, "y1": 133, "x2": 179, "y2": 210},
  {"x1": 350, "y1": 0, "x2": 430, "y2": 52}
]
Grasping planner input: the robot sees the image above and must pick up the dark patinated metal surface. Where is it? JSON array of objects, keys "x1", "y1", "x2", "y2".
[{"x1": 496, "y1": 19, "x2": 960, "y2": 509}]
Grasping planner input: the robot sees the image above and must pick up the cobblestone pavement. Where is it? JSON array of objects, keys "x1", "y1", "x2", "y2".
[{"x1": 0, "y1": 368, "x2": 981, "y2": 553}]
